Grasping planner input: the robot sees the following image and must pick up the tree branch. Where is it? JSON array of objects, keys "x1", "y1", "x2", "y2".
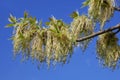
[
  {"x1": 76, "y1": 24, "x2": 120, "y2": 42},
  {"x1": 113, "y1": 28, "x2": 120, "y2": 35},
  {"x1": 114, "y1": 7, "x2": 120, "y2": 11}
]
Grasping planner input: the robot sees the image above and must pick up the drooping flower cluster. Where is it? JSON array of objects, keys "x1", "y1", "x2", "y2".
[
  {"x1": 83, "y1": 0, "x2": 115, "y2": 28},
  {"x1": 7, "y1": 12, "x2": 73, "y2": 66},
  {"x1": 97, "y1": 32, "x2": 120, "y2": 69},
  {"x1": 71, "y1": 12, "x2": 94, "y2": 50}
]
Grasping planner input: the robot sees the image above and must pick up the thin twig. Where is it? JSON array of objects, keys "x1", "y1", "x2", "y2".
[
  {"x1": 113, "y1": 28, "x2": 120, "y2": 35},
  {"x1": 76, "y1": 24, "x2": 120, "y2": 42},
  {"x1": 114, "y1": 7, "x2": 120, "y2": 11}
]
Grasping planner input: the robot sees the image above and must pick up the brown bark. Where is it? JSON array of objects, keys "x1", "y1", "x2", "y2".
[{"x1": 76, "y1": 24, "x2": 120, "y2": 42}]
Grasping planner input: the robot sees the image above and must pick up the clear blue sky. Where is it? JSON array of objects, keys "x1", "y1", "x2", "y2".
[{"x1": 0, "y1": 0, "x2": 120, "y2": 80}]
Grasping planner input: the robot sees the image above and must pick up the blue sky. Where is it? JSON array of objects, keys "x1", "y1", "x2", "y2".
[{"x1": 0, "y1": 0, "x2": 120, "y2": 80}]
